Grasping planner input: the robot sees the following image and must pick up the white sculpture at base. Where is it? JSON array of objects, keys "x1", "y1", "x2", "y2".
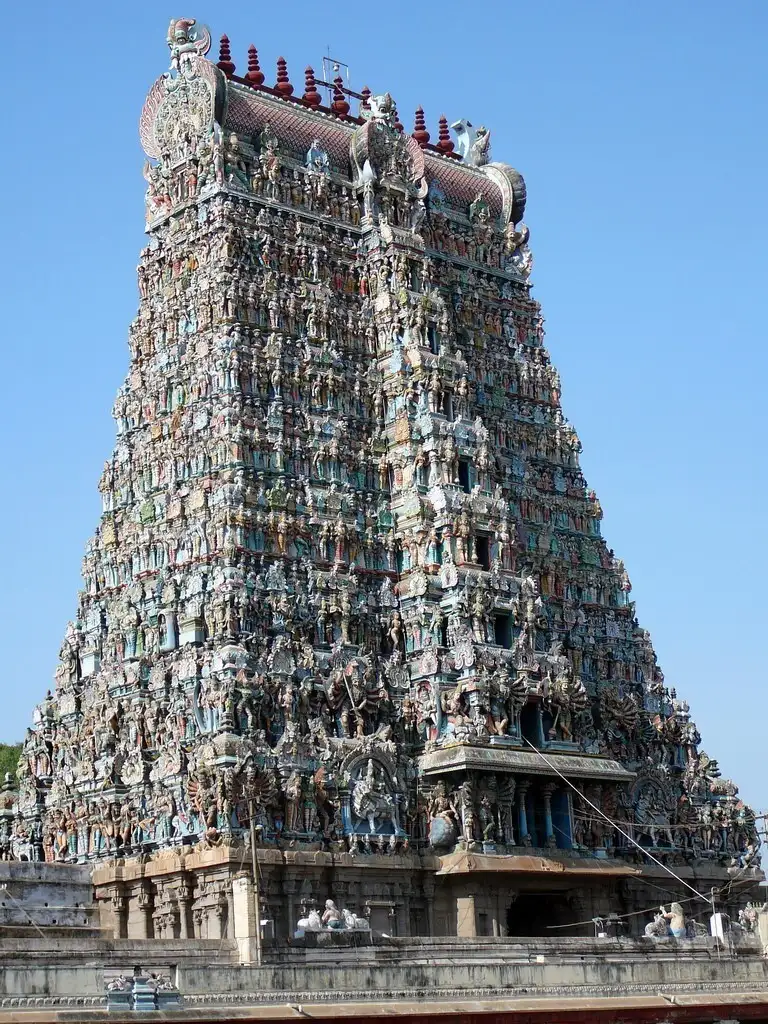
[
  {"x1": 343, "y1": 908, "x2": 371, "y2": 931},
  {"x1": 294, "y1": 905, "x2": 371, "y2": 937},
  {"x1": 294, "y1": 909, "x2": 322, "y2": 935}
]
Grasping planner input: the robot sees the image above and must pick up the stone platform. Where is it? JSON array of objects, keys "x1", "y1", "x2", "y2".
[
  {"x1": 0, "y1": 930, "x2": 766, "y2": 1013},
  {"x1": 0, "y1": 862, "x2": 99, "y2": 935},
  {"x1": 0, "y1": 863, "x2": 766, "y2": 1017}
]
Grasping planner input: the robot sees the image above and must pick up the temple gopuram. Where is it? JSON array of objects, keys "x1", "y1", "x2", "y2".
[{"x1": 13, "y1": 18, "x2": 761, "y2": 946}]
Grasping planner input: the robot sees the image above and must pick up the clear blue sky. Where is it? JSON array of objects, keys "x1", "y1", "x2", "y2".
[{"x1": 2, "y1": 2, "x2": 766, "y2": 808}]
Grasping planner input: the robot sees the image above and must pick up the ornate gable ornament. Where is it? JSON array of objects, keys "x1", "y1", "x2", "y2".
[
  {"x1": 139, "y1": 21, "x2": 226, "y2": 161},
  {"x1": 350, "y1": 94, "x2": 427, "y2": 195}
]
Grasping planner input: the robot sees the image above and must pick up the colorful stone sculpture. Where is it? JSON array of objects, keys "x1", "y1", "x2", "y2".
[{"x1": 11, "y1": 22, "x2": 760, "y2": 940}]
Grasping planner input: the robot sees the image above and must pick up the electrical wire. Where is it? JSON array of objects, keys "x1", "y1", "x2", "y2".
[
  {"x1": 543, "y1": 892, "x2": 702, "y2": 931},
  {"x1": 572, "y1": 811, "x2": 734, "y2": 833},
  {"x1": 520, "y1": 736, "x2": 714, "y2": 906},
  {"x1": 436, "y1": 751, "x2": 759, "y2": 935}
]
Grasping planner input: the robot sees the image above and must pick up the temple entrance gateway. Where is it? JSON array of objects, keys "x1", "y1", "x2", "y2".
[{"x1": 8, "y1": 16, "x2": 760, "y2": 952}]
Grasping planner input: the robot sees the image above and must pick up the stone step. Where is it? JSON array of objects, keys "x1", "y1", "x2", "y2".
[
  {"x1": 0, "y1": 882, "x2": 93, "y2": 906},
  {"x1": 0, "y1": 934, "x2": 238, "y2": 962},
  {"x1": 0, "y1": 905, "x2": 99, "y2": 928},
  {"x1": 0, "y1": 923, "x2": 103, "y2": 940},
  {"x1": 0, "y1": 860, "x2": 98, "y2": 936},
  {"x1": 0, "y1": 862, "x2": 92, "y2": 885}
]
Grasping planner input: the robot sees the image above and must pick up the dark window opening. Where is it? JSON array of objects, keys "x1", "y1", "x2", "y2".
[
  {"x1": 507, "y1": 893, "x2": 584, "y2": 937},
  {"x1": 427, "y1": 322, "x2": 438, "y2": 353},
  {"x1": 520, "y1": 701, "x2": 542, "y2": 748},
  {"x1": 541, "y1": 706, "x2": 555, "y2": 741},
  {"x1": 494, "y1": 614, "x2": 511, "y2": 647},
  {"x1": 458, "y1": 459, "x2": 471, "y2": 493},
  {"x1": 476, "y1": 534, "x2": 490, "y2": 569}
]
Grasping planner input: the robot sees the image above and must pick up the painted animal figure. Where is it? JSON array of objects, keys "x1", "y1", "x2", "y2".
[
  {"x1": 295, "y1": 909, "x2": 322, "y2": 935},
  {"x1": 343, "y1": 908, "x2": 370, "y2": 931}
]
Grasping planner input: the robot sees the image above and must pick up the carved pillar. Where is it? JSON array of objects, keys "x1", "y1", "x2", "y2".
[
  {"x1": 176, "y1": 883, "x2": 192, "y2": 939},
  {"x1": 433, "y1": 680, "x2": 444, "y2": 736},
  {"x1": 339, "y1": 790, "x2": 352, "y2": 835},
  {"x1": 758, "y1": 906, "x2": 768, "y2": 950},
  {"x1": 110, "y1": 892, "x2": 127, "y2": 939},
  {"x1": 298, "y1": 878, "x2": 316, "y2": 918},
  {"x1": 226, "y1": 884, "x2": 236, "y2": 939},
  {"x1": 283, "y1": 878, "x2": 297, "y2": 939},
  {"x1": 232, "y1": 875, "x2": 259, "y2": 964},
  {"x1": 517, "y1": 780, "x2": 532, "y2": 846},
  {"x1": 398, "y1": 885, "x2": 412, "y2": 937},
  {"x1": 132, "y1": 886, "x2": 153, "y2": 939},
  {"x1": 499, "y1": 778, "x2": 516, "y2": 846},
  {"x1": 456, "y1": 894, "x2": 477, "y2": 937},
  {"x1": 420, "y1": 877, "x2": 434, "y2": 937},
  {"x1": 542, "y1": 782, "x2": 557, "y2": 848},
  {"x1": 332, "y1": 879, "x2": 350, "y2": 913},
  {"x1": 492, "y1": 891, "x2": 505, "y2": 936},
  {"x1": 347, "y1": 880, "x2": 362, "y2": 917},
  {"x1": 212, "y1": 896, "x2": 227, "y2": 939}
]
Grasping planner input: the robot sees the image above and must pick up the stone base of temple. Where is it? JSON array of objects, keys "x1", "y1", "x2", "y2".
[
  {"x1": 0, "y1": 861, "x2": 765, "y2": 1018},
  {"x1": 0, "y1": 931, "x2": 766, "y2": 1015},
  {"x1": 88, "y1": 844, "x2": 757, "y2": 945}
]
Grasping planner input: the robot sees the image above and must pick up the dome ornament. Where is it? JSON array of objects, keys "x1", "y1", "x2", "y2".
[
  {"x1": 166, "y1": 18, "x2": 211, "y2": 74},
  {"x1": 245, "y1": 44, "x2": 265, "y2": 86}
]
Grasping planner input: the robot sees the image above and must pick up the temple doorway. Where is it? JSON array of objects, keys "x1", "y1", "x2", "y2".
[{"x1": 506, "y1": 892, "x2": 577, "y2": 937}]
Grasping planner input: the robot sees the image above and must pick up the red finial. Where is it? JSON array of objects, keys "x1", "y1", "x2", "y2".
[
  {"x1": 391, "y1": 100, "x2": 404, "y2": 132},
  {"x1": 217, "y1": 35, "x2": 235, "y2": 77},
  {"x1": 331, "y1": 75, "x2": 350, "y2": 117},
  {"x1": 303, "y1": 66, "x2": 321, "y2": 108},
  {"x1": 412, "y1": 106, "x2": 430, "y2": 148},
  {"x1": 436, "y1": 115, "x2": 454, "y2": 154},
  {"x1": 275, "y1": 56, "x2": 294, "y2": 97},
  {"x1": 245, "y1": 44, "x2": 265, "y2": 86},
  {"x1": 360, "y1": 85, "x2": 371, "y2": 111}
]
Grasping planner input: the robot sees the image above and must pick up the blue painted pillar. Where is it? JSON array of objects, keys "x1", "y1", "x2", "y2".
[
  {"x1": 517, "y1": 780, "x2": 531, "y2": 846},
  {"x1": 542, "y1": 782, "x2": 557, "y2": 847}
]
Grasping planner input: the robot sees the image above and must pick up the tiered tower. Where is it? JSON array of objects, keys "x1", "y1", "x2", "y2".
[{"x1": 14, "y1": 20, "x2": 760, "y2": 941}]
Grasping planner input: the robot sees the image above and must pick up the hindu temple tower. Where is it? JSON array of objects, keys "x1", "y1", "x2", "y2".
[{"x1": 14, "y1": 18, "x2": 760, "y2": 942}]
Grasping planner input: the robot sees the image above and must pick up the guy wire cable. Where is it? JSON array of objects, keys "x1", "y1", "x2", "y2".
[{"x1": 520, "y1": 736, "x2": 714, "y2": 906}]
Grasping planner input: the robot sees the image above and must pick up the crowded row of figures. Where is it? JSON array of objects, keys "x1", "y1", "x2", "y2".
[
  {"x1": 13, "y1": 55, "x2": 759, "y2": 875},
  {"x1": 11, "y1": 685, "x2": 756, "y2": 866},
  {"x1": 143, "y1": 114, "x2": 528, "y2": 272}
]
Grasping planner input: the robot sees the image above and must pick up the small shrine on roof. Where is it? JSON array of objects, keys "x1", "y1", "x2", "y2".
[{"x1": 11, "y1": 18, "x2": 761, "y2": 945}]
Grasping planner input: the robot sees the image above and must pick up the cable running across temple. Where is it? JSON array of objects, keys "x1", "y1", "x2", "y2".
[
  {"x1": 544, "y1": 876, "x2": 763, "y2": 932},
  {"x1": 519, "y1": 736, "x2": 714, "y2": 907}
]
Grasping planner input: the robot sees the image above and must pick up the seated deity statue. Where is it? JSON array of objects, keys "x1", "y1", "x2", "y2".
[{"x1": 322, "y1": 898, "x2": 344, "y2": 930}]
